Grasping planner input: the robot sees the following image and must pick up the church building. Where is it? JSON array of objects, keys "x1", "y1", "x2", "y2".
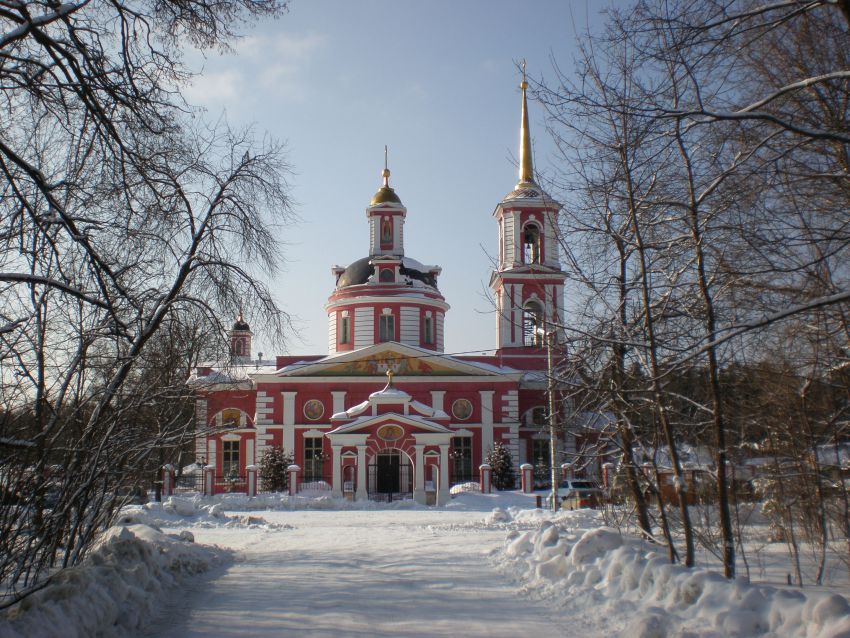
[{"x1": 190, "y1": 72, "x2": 577, "y2": 503}]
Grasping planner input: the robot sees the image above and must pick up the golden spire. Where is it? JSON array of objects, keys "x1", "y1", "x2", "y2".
[
  {"x1": 518, "y1": 60, "x2": 535, "y2": 185},
  {"x1": 371, "y1": 145, "x2": 402, "y2": 205},
  {"x1": 386, "y1": 367, "x2": 394, "y2": 388},
  {"x1": 382, "y1": 145, "x2": 390, "y2": 188}
]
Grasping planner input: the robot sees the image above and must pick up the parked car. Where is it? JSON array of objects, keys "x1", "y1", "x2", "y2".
[{"x1": 545, "y1": 479, "x2": 602, "y2": 510}]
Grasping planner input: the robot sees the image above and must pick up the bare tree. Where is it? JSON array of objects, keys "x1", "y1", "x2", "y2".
[{"x1": 0, "y1": 0, "x2": 292, "y2": 603}]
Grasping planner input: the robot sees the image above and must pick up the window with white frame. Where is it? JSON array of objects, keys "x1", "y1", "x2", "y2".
[
  {"x1": 222, "y1": 440, "x2": 240, "y2": 478},
  {"x1": 379, "y1": 313, "x2": 395, "y2": 342},
  {"x1": 339, "y1": 313, "x2": 350, "y2": 344},
  {"x1": 304, "y1": 437, "x2": 324, "y2": 482},
  {"x1": 451, "y1": 437, "x2": 473, "y2": 484}
]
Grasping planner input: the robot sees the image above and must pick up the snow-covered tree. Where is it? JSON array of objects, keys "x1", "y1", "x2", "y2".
[
  {"x1": 486, "y1": 443, "x2": 516, "y2": 490},
  {"x1": 259, "y1": 446, "x2": 294, "y2": 492}
]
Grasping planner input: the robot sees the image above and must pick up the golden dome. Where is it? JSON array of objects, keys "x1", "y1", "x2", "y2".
[
  {"x1": 370, "y1": 185, "x2": 402, "y2": 205},
  {"x1": 370, "y1": 155, "x2": 402, "y2": 205}
]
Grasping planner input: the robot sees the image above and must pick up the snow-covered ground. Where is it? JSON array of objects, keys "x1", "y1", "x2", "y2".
[{"x1": 2, "y1": 492, "x2": 849, "y2": 637}]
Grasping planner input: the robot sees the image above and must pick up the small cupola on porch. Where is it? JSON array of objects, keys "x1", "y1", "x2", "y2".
[{"x1": 327, "y1": 372, "x2": 454, "y2": 505}]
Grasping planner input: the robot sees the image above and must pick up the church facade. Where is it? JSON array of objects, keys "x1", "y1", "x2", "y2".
[{"x1": 190, "y1": 73, "x2": 577, "y2": 503}]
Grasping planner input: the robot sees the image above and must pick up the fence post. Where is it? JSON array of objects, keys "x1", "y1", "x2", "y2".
[
  {"x1": 602, "y1": 462, "x2": 614, "y2": 489},
  {"x1": 287, "y1": 464, "x2": 300, "y2": 496},
  {"x1": 246, "y1": 464, "x2": 257, "y2": 497},
  {"x1": 479, "y1": 463, "x2": 492, "y2": 494},
  {"x1": 161, "y1": 464, "x2": 175, "y2": 497},
  {"x1": 520, "y1": 463, "x2": 534, "y2": 494},
  {"x1": 204, "y1": 465, "x2": 215, "y2": 496}
]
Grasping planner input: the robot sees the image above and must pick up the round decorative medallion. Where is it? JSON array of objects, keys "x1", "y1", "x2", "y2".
[
  {"x1": 377, "y1": 424, "x2": 404, "y2": 441},
  {"x1": 452, "y1": 398, "x2": 473, "y2": 420},
  {"x1": 303, "y1": 399, "x2": 324, "y2": 421}
]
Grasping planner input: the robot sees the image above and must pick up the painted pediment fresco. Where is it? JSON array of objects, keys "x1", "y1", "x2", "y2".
[
  {"x1": 273, "y1": 343, "x2": 511, "y2": 379},
  {"x1": 312, "y1": 350, "x2": 457, "y2": 376}
]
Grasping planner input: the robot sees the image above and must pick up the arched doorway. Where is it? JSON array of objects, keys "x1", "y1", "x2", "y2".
[{"x1": 368, "y1": 449, "x2": 413, "y2": 502}]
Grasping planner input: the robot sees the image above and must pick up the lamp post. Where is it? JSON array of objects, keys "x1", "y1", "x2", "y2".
[{"x1": 538, "y1": 326, "x2": 559, "y2": 512}]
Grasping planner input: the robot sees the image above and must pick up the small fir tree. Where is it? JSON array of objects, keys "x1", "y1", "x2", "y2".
[
  {"x1": 259, "y1": 445, "x2": 294, "y2": 492},
  {"x1": 486, "y1": 442, "x2": 515, "y2": 490}
]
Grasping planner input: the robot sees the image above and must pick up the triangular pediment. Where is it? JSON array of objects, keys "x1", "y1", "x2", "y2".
[
  {"x1": 275, "y1": 342, "x2": 509, "y2": 378},
  {"x1": 327, "y1": 412, "x2": 453, "y2": 436}
]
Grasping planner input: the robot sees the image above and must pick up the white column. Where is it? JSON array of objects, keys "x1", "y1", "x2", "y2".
[
  {"x1": 331, "y1": 445, "x2": 342, "y2": 497},
  {"x1": 413, "y1": 445, "x2": 426, "y2": 505},
  {"x1": 480, "y1": 390, "x2": 494, "y2": 457},
  {"x1": 430, "y1": 390, "x2": 445, "y2": 413},
  {"x1": 438, "y1": 444, "x2": 450, "y2": 505},
  {"x1": 512, "y1": 283, "x2": 524, "y2": 346},
  {"x1": 282, "y1": 391, "x2": 297, "y2": 452},
  {"x1": 246, "y1": 465, "x2": 257, "y2": 497},
  {"x1": 479, "y1": 463, "x2": 492, "y2": 494},
  {"x1": 356, "y1": 446, "x2": 368, "y2": 500},
  {"x1": 331, "y1": 391, "x2": 347, "y2": 415}
]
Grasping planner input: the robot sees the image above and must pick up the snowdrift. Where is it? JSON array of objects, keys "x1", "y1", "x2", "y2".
[
  {"x1": 498, "y1": 514, "x2": 850, "y2": 638},
  {"x1": 0, "y1": 523, "x2": 220, "y2": 638}
]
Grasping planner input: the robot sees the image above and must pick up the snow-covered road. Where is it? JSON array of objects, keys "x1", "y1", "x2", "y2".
[{"x1": 143, "y1": 509, "x2": 568, "y2": 638}]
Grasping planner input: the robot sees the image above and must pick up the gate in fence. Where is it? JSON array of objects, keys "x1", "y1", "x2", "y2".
[{"x1": 367, "y1": 450, "x2": 412, "y2": 502}]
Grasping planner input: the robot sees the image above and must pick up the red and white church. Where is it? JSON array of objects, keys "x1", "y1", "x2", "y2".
[{"x1": 190, "y1": 74, "x2": 586, "y2": 503}]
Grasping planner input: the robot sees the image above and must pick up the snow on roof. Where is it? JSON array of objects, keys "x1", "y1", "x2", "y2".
[{"x1": 401, "y1": 256, "x2": 439, "y2": 272}]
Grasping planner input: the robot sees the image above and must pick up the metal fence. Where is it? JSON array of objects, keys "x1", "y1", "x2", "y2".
[{"x1": 174, "y1": 472, "x2": 205, "y2": 493}]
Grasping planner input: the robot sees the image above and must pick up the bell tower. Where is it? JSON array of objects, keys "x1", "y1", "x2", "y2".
[
  {"x1": 490, "y1": 64, "x2": 565, "y2": 365},
  {"x1": 367, "y1": 146, "x2": 406, "y2": 258},
  {"x1": 229, "y1": 309, "x2": 252, "y2": 363}
]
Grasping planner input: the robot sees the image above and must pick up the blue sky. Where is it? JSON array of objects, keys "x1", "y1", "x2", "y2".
[{"x1": 186, "y1": 0, "x2": 608, "y2": 356}]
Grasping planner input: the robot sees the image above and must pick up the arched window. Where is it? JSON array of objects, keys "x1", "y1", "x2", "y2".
[
  {"x1": 423, "y1": 312, "x2": 433, "y2": 345},
  {"x1": 522, "y1": 301, "x2": 543, "y2": 347},
  {"x1": 221, "y1": 409, "x2": 241, "y2": 429},
  {"x1": 531, "y1": 406, "x2": 547, "y2": 426},
  {"x1": 523, "y1": 224, "x2": 541, "y2": 264},
  {"x1": 234, "y1": 340, "x2": 244, "y2": 356},
  {"x1": 381, "y1": 217, "x2": 393, "y2": 245},
  {"x1": 339, "y1": 313, "x2": 350, "y2": 344},
  {"x1": 379, "y1": 268, "x2": 394, "y2": 283}
]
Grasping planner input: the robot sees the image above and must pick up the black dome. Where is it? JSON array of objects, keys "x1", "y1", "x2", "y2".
[
  {"x1": 335, "y1": 256, "x2": 374, "y2": 288},
  {"x1": 335, "y1": 256, "x2": 439, "y2": 290},
  {"x1": 232, "y1": 319, "x2": 250, "y2": 331}
]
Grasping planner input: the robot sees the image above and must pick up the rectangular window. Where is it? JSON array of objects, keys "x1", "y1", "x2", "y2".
[
  {"x1": 424, "y1": 315, "x2": 433, "y2": 345},
  {"x1": 304, "y1": 437, "x2": 324, "y2": 482},
  {"x1": 451, "y1": 437, "x2": 473, "y2": 485},
  {"x1": 222, "y1": 440, "x2": 240, "y2": 477},
  {"x1": 379, "y1": 314, "x2": 395, "y2": 342},
  {"x1": 340, "y1": 315, "x2": 350, "y2": 344}
]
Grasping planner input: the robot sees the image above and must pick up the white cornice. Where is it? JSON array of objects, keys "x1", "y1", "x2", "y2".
[{"x1": 325, "y1": 295, "x2": 450, "y2": 313}]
